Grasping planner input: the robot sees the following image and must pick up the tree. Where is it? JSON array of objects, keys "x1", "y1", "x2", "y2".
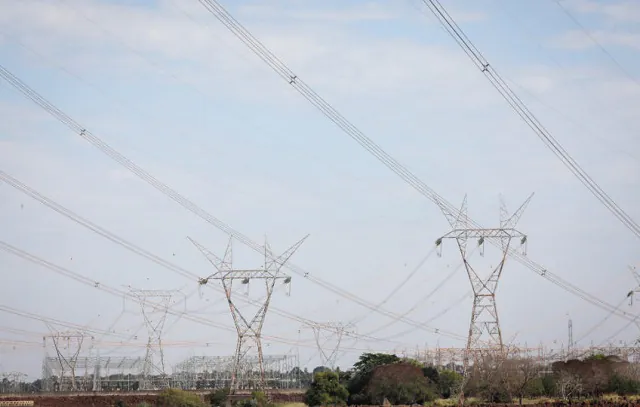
[
  {"x1": 422, "y1": 366, "x2": 440, "y2": 385},
  {"x1": 313, "y1": 366, "x2": 332, "y2": 376},
  {"x1": 438, "y1": 370, "x2": 463, "y2": 399},
  {"x1": 465, "y1": 350, "x2": 511, "y2": 403},
  {"x1": 364, "y1": 363, "x2": 437, "y2": 405},
  {"x1": 348, "y1": 352, "x2": 400, "y2": 403},
  {"x1": 503, "y1": 358, "x2": 541, "y2": 405},
  {"x1": 305, "y1": 371, "x2": 349, "y2": 407},
  {"x1": 352, "y1": 353, "x2": 401, "y2": 377}
]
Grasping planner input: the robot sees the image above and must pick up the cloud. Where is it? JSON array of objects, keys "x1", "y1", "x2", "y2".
[
  {"x1": 552, "y1": 29, "x2": 640, "y2": 50},
  {"x1": 1, "y1": 0, "x2": 640, "y2": 374},
  {"x1": 238, "y1": 1, "x2": 402, "y2": 23},
  {"x1": 0, "y1": 0, "x2": 491, "y2": 108},
  {"x1": 562, "y1": 0, "x2": 640, "y2": 23}
]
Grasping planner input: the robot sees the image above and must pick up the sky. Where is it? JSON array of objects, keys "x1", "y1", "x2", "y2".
[{"x1": 0, "y1": 0, "x2": 639, "y2": 379}]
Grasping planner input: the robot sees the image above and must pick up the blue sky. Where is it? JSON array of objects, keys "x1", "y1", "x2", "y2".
[{"x1": 0, "y1": 0, "x2": 639, "y2": 378}]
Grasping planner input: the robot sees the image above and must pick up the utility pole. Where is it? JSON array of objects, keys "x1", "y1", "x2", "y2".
[
  {"x1": 190, "y1": 235, "x2": 306, "y2": 392},
  {"x1": 435, "y1": 194, "x2": 532, "y2": 405}
]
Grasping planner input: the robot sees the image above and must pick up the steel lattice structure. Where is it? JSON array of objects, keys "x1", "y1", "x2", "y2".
[
  {"x1": 190, "y1": 235, "x2": 306, "y2": 392},
  {"x1": 42, "y1": 355, "x2": 149, "y2": 392},
  {"x1": 172, "y1": 354, "x2": 300, "y2": 390},
  {"x1": 415, "y1": 343, "x2": 640, "y2": 371},
  {"x1": 42, "y1": 330, "x2": 92, "y2": 392},
  {"x1": 0, "y1": 372, "x2": 28, "y2": 393},
  {"x1": 304, "y1": 322, "x2": 356, "y2": 369},
  {"x1": 435, "y1": 194, "x2": 532, "y2": 371},
  {"x1": 129, "y1": 288, "x2": 184, "y2": 390}
]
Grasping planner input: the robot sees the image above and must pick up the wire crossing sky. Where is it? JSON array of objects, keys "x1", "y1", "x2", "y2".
[{"x1": 0, "y1": 0, "x2": 638, "y2": 377}]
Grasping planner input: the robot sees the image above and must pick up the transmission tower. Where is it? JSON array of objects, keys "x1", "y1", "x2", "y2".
[
  {"x1": 306, "y1": 322, "x2": 356, "y2": 369},
  {"x1": 129, "y1": 288, "x2": 183, "y2": 389},
  {"x1": 43, "y1": 330, "x2": 92, "y2": 391},
  {"x1": 567, "y1": 317, "x2": 574, "y2": 359},
  {"x1": 627, "y1": 265, "x2": 640, "y2": 306},
  {"x1": 435, "y1": 194, "x2": 532, "y2": 367},
  {"x1": 190, "y1": 235, "x2": 307, "y2": 392}
]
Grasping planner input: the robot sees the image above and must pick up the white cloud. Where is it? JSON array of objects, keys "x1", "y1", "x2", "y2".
[
  {"x1": 0, "y1": 0, "x2": 491, "y2": 107},
  {"x1": 552, "y1": 29, "x2": 640, "y2": 50},
  {"x1": 563, "y1": 0, "x2": 640, "y2": 23},
  {"x1": 1, "y1": 0, "x2": 639, "y2": 375}
]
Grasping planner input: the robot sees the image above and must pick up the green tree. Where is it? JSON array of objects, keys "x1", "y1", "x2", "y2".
[
  {"x1": 438, "y1": 370, "x2": 462, "y2": 399},
  {"x1": 540, "y1": 374, "x2": 556, "y2": 397},
  {"x1": 305, "y1": 371, "x2": 349, "y2": 407},
  {"x1": 422, "y1": 366, "x2": 440, "y2": 386},
  {"x1": 608, "y1": 374, "x2": 640, "y2": 396},
  {"x1": 348, "y1": 353, "x2": 400, "y2": 403},
  {"x1": 157, "y1": 388, "x2": 206, "y2": 407},
  {"x1": 364, "y1": 363, "x2": 437, "y2": 405}
]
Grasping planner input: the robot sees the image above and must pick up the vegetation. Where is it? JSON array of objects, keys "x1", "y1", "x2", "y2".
[
  {"x1": 156, "y1": 388, "x2": 206, "y2": 407},
  {"x1": 6, "y1": 350, "x2": 640, "y2": 406},
  {"x1": 305, "y1": 351, "x2": 640, "y2": 405},
  {"x1": 206, "y1": 387, "x2": 231, "y2": 407},
  {"x1": 305, "y1": 371, "x2": 349, "y2": 406}
]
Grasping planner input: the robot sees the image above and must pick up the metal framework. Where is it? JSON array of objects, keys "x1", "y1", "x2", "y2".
[
  {"x1": 42, "y1": 355, "x2": 148, "y2": 391},
  {"x1": 42, "y1": 330, "x2": 92, "y2": 392},
  {"x1": 435, "y1": 194, "x2": 532, "y2": 371},
  {"x1": 415, "y1": 343, "x2": 640, "y2": 371},
  {"x1": 129, "y1": 288, "x2": 183, "y2": 390},
  {"x1": 172, "y1": 354, "x2": 300, "y2": 390},
  {"x1": 305, "y1": 322, "x2": 356, "y2": 369},
  {"x1": 627, "y1": 264, "x2": 640, "y2": 306},
  {"x1": 190, "y1": 235, "x2": 306, "y2": 392},
  {"x1": 0, "y1": 372, "x2": 28, "y2": 393}
]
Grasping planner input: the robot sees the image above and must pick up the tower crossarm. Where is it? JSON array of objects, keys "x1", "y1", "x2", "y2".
[
  {"x1": 439, "y1": 228, "x2": 526, "y2": 240},
  {"x1": 202, "y1": 269, "x2": 291, "y2": 282}
]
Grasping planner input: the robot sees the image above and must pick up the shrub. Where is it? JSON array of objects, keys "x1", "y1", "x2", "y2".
[
  {"x1": 305, "y1": 371, "x2": 349, "y2": 406},
  {"x1": 207, "y1": 388, "x2": 230, "y2": 407},
  {"x1": 157, "y1": 388, "x2": 206, "y2": 407},
  {"x1": 364, "y1": 363, "x2": 437, "y2": 405}
]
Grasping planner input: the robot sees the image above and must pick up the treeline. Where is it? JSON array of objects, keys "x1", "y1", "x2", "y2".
[{"x1": 305, "y1": 352, "x2": 640, "y2": 406}]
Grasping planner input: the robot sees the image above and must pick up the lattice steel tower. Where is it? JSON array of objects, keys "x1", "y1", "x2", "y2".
[
  {"x1": 305, "y1": 322, "x2": 356, "y2": 369},
  {"x1": 130, "y1": 288, "x2": 182, "y2": 389},
  {"x1": 190, "y1": 235, "x2": 306, "y2": 392},
  {"x1": 43, "y1": 330, "x2": 92, "y2": 391},
  {"x1": 436, "y1": 194, "x2": 532, "y2": 360}
]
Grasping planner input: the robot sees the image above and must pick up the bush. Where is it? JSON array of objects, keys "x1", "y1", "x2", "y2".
[
  {"x1": 608, "y1": 374, "x2": 640, "y2": 396},
  {"x1": 233, "y1": 391, "x2": 272, "y2": 407},
  {"x1": 306, "y1": 371, "x2": 349, "y2": 406},
  {"x1": 437, "y1": 370, "x2": 462, "y2": 399},
  {"x1": 364, "y1": 363, "x2": 437, "y2": 405},
  {"x1": 207, "y1": 388, "x2": 230, "y2": 407},
  {"x1": 157, "y1": 388, "x2": 206, "y2": 407}
]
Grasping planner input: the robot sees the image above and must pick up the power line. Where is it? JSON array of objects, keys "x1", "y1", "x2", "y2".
[
  {"x1": 182, "y1": 2, "x2": 638, "y2": 318},
  {"x1": 0, "y1": 67, "x2": 468, "y2": 343},
  {"x1": 0, "y1": 241, "x2": 427, "y2": 355},
  {"x1": 416, "y1": 0, "x2": 639, "y2": 238},
  {"x1": 0, "y1": 170, "x2": 423, "y2": 346},
  {"x1": 551, "y1": 0, "x2": 640, "y2": 89}
]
